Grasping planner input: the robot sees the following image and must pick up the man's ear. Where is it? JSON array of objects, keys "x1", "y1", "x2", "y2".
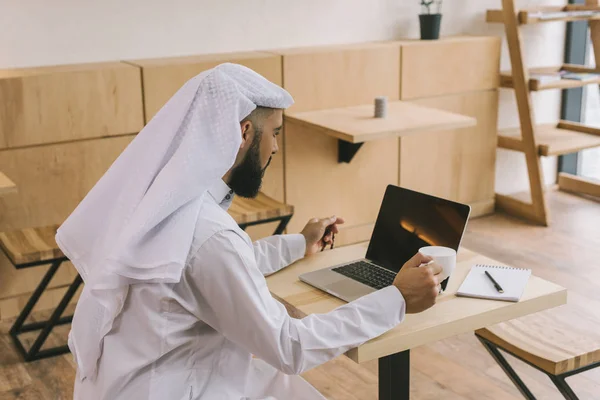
[{"x1": 240, "y1": 120, "x2": 252, "y2": 147}]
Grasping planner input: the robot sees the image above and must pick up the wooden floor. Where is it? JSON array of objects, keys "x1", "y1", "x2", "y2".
[{"x1": 1, "y1": 189, "x2": 599, "y2": 399}]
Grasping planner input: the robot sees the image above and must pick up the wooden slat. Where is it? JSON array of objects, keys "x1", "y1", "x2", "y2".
[
  {"x1": 537, "y1": 125, "x2": 600, "y2": 156},
  {"x1": 500, "y1": 123, "x2": 600, "y2": 156},
  {"x1": 500, "y1": 65, "x2": 600, "y2": 91},
  {"x1": 0, "y1": 172, "x2": 16, "y2": 196},
  {"x1": 0, "y1": 225, "x2": 63, "y2": 265},
  {"x1": 521, "y1": 10, "x2": 600, "y2": 24},
  {"x1": 562, "y1": 63, "x2": 600, "y2": 73},
  {"x1": 495, "y1": 193, "x2": 548, "y2": 225},
  {"x1": 558, "y1": 119, "x2": 600, "y2": 136},
  {"x1": 487, "y1": 6, "x2": 600, "y2": 24},
  {"x1": 497, "y1": 134, "x2": 525, "y2": 152},
  {"x1": 228, "y1": 192, "x2": 293, "y2": 225},
  {"x1": 285, "y1": 101, "x2": 476, "y2": 144},
  {"x1": 558, "y1": 172, "x2": 600, "y2": 198},
  {"x1": 566, "y1": 4, "x2": 600, "y2": 11},
  {"x1": 469, "y1": 198, "x2": 496, "y2": 218},
  {"x1": 266, "y1": 243, "x2": 566, "y2": 364},
  {"x1": 400, "y1": 36, "x2": 501, "y2": 99},
  {"x1": 0, "y1": 62, "x2": 143, "y2": 149},
  {"x1": 477, "y1": 305, "x2": 600, "y2": 375},
  {"x1": 588, "y1": 0, "x2": 600, "y2": 86}
]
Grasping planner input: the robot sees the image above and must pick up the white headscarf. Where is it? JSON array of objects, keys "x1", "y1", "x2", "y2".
[{"x1": 56, "y1": 63, "x2": 294, "y2": 380}]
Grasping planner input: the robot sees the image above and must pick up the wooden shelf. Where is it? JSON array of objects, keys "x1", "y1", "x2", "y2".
[
  {"x1": 285, "y1": 101, "x2": 476, "y2": 144},
  {"x1": 487, "y1": 5, "x2": 600, "y2": 25},
  {"x1": 500, "y1": 65, "x2": 600, "y2": 91},
  {"x1": 558, "y1": 172, "x2": 600, "y2": 198},
  {"x1": 0, "y1": 171, "x2": 16, "y2": 196},
  {"x1": 499, "y1": 121, "x2": 600, "y2": 156}
]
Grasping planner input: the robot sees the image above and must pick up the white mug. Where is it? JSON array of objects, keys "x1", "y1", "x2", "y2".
[{"x1": 419, "y1": 246, "x2": 457, "y2": 283}]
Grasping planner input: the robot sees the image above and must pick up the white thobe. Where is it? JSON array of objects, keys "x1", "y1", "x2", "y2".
[{"x1": 72, "y1": 180, "x2": 406, "y2": 400}]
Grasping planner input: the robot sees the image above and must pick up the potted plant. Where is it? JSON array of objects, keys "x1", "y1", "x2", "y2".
[{"x1": 419, "y1": 0, "x2": 443, "y2": 40}]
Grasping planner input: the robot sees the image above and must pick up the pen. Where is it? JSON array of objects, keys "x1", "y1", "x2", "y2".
[
  {"x1": 321, "y1": 226, "x2": 335, "y2": 252},
  {"x1": 485, "y1": 270, "x2": 504, "y2": 293}
]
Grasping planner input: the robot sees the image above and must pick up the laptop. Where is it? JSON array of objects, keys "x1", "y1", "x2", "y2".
[{"x1": 299, "y1": 185, "x2": 471, "y2": 302}]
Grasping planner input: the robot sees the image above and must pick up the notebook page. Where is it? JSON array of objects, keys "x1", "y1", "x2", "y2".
[{"x1": 456, "y1": 265, "x2": 531, "y2": 302}]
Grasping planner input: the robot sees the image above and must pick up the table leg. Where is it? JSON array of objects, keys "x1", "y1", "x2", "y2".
[{"x1": 379, "y1": 350, "x2": 410, "y2": 400}]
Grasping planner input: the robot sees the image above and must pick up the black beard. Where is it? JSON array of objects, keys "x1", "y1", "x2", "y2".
[{"x1": 228, "y1": 131, "x2": 270, "y2": 198}]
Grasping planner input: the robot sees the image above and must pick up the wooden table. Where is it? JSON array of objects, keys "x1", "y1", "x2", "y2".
[
  {"x1": 266, "y1": 242, "x2": 567, "y2": 400},
  {"x1": 0, "y1": 171, "x2": 16, "y2": 196}
]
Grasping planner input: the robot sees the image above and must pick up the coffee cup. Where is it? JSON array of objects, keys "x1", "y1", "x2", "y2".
[{"x1": 418, "y1": 246, "x2": 457, "y2": 284}]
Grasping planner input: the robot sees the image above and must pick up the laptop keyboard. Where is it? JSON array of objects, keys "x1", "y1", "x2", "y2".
[{"x1": 332, "y1": 261, "x2": 396, "y2": 290}]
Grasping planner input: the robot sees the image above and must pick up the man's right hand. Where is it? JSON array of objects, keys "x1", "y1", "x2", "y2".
[{"x1": 393, "y1": 252, "x2": 443, "y2": 314}]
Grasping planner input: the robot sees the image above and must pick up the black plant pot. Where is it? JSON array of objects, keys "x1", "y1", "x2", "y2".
[{"x1": 419, "y1": 13, "x2": 442, "y2": 40}]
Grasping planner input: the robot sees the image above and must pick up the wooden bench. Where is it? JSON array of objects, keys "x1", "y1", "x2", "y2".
[
  {"x1": 0, "y1": 225, "x2": 82, "y2": 362},
  {"x1": 475, "y1": 307, "x2": 600, "y2": 400},
  {"x1": 229, "y1": 192, "x2": 294, "y2": 235}
]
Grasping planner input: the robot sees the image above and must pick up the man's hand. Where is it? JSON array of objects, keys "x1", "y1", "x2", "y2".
[
  {"x1": 393, "y1": 252, "x2": 443, "y2": 314},
  {"x1": 301, "y1": 216, "x2": 345, "y2": 257}
]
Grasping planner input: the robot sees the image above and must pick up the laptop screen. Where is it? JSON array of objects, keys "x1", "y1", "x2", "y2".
[{"x1": 366, "y1": 185, "x2": 471, "y2": 277}]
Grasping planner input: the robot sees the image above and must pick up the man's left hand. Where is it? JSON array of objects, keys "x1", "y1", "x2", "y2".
[{"x1": 301, "y1": 216, "x2": 345, "y2": 257}]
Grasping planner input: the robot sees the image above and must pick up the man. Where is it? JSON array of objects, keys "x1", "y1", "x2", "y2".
[{"x1": 57, "y1": 63, "x2": 442, "y2": 399}]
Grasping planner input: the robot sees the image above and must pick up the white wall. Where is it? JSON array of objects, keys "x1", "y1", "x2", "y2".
[{"x1": 0, "y1": 0, "x2": 567, "y2": 195}]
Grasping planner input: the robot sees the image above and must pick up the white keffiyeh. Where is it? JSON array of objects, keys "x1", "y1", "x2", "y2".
[{"x1": 56, "y1": 63, "x2": 294, "y2": 380}]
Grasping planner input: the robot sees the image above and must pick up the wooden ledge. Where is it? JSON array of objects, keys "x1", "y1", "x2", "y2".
[{"x1": 285, "y1": 101, "x2": 476, "y2": 145}]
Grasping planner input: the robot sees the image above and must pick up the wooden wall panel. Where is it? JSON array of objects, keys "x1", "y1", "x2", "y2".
[
  {"x1": 335, "y1": 223, "x2": 375, "y2": 248},
  {"x1": 0, "y1": 63, "x2": 143, "y2": 148},
  {"x1": 399, "y1": 90, "x2": 498, "y2": 216},
  {"x1": 279, "y1": 43, "x2": 400, "y2": 113},
  {"x1": 130, "y1": 52, "x2": 283, "y2": 121},
  {"x1": 285, "y1": 121, "x2": 398, "y2": 240},
  {"x1": 400, "y1": 36, "x2": 501, "y2": 100},
  {"x1": 0, "y1": 135, "x2": 134, "y2": 231}
]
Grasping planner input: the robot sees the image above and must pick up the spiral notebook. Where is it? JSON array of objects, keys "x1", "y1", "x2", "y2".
[{"x1": 456, "y1": 264, "x2": 531, "y2": 302}]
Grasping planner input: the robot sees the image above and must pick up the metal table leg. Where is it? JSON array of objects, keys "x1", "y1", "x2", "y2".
[{"x1": 379, "y1": 350, "x2": 410, "y2": 400}]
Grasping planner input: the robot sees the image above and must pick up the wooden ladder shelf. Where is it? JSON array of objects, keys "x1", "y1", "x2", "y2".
[{"x1": 487, "y1": 0, "x2": 600, "y2": 225}]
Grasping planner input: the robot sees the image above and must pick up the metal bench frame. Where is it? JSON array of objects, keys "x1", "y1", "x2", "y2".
[
  {"x1": 476, "y1": 332, "x2": 600, "y2": 400},
  {"x1": 9, "y1": 256, "x2": 82, "y2": 362},
  {"x1": 238, "y1": 214, "x2": 293, "y2": 235}
]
